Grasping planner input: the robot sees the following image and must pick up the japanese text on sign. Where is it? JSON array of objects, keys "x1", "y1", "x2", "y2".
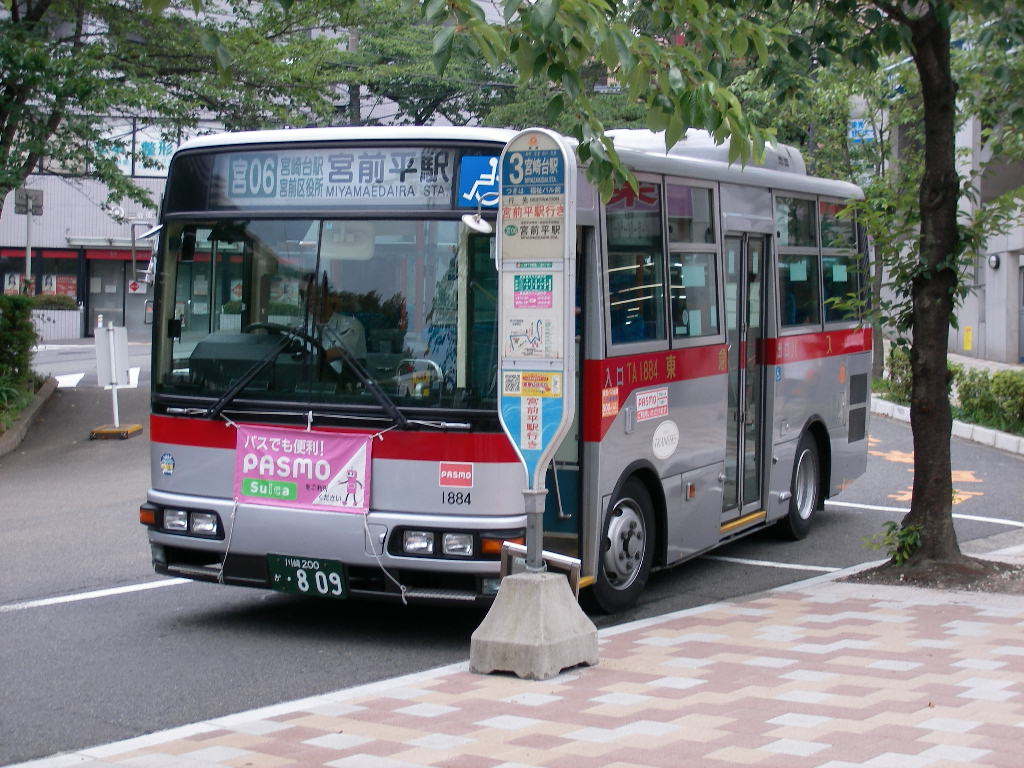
[{"x1": 214, "y1": 148, "x2": 454, "y2": 208}]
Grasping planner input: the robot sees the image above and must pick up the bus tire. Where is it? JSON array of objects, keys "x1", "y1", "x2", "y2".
[
  {"x1": 590, "y1": 478, "x2": 654, "y2": 614},
  {"x1": 778, "y1": 431, "x2": 822, "y2": 540}
]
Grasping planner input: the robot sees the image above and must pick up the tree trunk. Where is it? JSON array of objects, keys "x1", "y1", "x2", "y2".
[
  {"x1": 347, "y1": 29, "x2": 361, "y2": 126},
  {"x1": 900, "y1": 7, "x2": 961, "y2": 563}
]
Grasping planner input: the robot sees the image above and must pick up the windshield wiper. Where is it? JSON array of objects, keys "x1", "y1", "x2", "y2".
[
  {"x1": 330, "y1": 343, "x2": 409, "y2": 430},
  {"x1": 206, "y1": 334, "x2": 293, "y2": 421}
]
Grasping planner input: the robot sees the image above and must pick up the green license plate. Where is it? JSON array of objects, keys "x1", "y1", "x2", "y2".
[{"x1": 267, "y1": 554, "x2": 347, "y2": 599}]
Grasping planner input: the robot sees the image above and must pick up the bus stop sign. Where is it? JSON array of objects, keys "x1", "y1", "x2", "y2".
[{"x1": 496, "y1": 128, "x2": 577, "y2": 491}]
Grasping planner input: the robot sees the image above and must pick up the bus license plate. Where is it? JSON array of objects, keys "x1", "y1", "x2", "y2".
[{"x1": 267, "y1": 554, "x2": 347, "y2": 599}]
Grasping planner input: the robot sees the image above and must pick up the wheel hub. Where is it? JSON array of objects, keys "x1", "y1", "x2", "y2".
[
  {"x1": 794, "y1": 449, "x2": 817, "y2": 521},
  {"x1": 603, "y1": 500, "x2": 645, "y2": 590}
]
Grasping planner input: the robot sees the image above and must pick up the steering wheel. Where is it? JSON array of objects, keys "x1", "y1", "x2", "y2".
[
  {"x1": 243, "y1": 322, "x2": 344, "y2": 384},
  {"x1": 243, "y1": 321, "x2": 321, "y2": 348}
]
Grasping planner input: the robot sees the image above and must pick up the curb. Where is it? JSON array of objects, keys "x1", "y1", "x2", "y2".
[
  {"x1": 0, "y1": 377, "x2": 57, "y2": 461},
  {"x1": 871, "y1": 394, "x2": 1024, "y2": 456}
]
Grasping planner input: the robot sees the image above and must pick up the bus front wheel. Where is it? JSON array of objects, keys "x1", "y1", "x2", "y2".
[
  {"x1": 778, "y1": 432, "x2": 822, "y2": 540},
  {"x1": 590, "y1": 478, "x2": 654, "y2": 614}
]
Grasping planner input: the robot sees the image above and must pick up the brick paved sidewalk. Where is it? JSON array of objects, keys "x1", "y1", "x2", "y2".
[{"x1": 13, "y1": 558, "x2": 1024, "y2": 768}]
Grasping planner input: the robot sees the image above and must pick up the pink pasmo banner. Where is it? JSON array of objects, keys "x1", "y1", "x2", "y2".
[{"x1": 233, "y1": 424, "x2": 372, "y2": 514}]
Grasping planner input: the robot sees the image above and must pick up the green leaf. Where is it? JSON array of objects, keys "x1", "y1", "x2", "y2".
[
  {"x1": 732, "y1": 30, "x2": 749, "y2": 59},
  {"x1": 535, "y1": 0, "x2": 557, "y2": 30},
  {"x1": 504, "y1": 0, "x2": 525, "y2": 24},
  {"x1": 612, "y1": 30, "x2": 635, "y2": 70},
  {"x1": 432, "y1": 25, "x2": 455, "y2": 73},
  {"x1": 215, "y1": 43, "x2": 232, "y2": 69},
  {"x1": 544, "y1": 93, "x2": 564, "y2": 124},
  {"x1": 665, "y1": 111, "x2": 684, "y2": 149},
  {"x1": 423, "y1": 0, "x2": 447, "y2": 22},
  {"x1": 667, "y1": 65, "x2": 684, "y2": 92},
  {"x1": 200, "y1": 29, "x2": 220, "y2": 53},
  {"x1": 646, "y1": 108, "x2": 670, "y2": 133}
]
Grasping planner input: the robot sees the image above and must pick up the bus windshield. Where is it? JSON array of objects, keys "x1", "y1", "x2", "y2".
[{"x1": 153, "y1": 218, "x2": 499, "y2": 411}]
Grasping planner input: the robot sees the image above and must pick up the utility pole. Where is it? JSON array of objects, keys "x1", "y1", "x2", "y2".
[{"x1": 14, "y1": 189, "x2": 43, "y2": 294}]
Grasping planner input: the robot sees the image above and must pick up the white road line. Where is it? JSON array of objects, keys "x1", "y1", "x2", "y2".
[
  {"x1": 827, "y1": 500, "x2": 909, "y2": 513},
  {"x1": 827, "y1": 500, "x2": 1024, "y2": 528},
  {"x1": 703, "y1": 555, "x2": 840, "y2": 573},
  {"x1": 0, "y1": 578, "x2": 188, "y2": 614},
  {"x1": 55, "y1": 372, "x2": 86, "y2": 388},
  {"x1": 952, "y1": 513, "x2": 1024, "y2": 528}
]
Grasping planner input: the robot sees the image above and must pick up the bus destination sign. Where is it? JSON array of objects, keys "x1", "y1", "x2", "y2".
[
  {"x1": 212, "y1": 147, "x2": 455, "y2": 208},
  {"x1": 497, "y1": 129, "x2": 577, "y2": 491}
]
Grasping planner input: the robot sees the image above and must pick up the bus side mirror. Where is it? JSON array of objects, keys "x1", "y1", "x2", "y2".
[{"x1": 168, "y1": 317, "x2": 182, "y2": 340}]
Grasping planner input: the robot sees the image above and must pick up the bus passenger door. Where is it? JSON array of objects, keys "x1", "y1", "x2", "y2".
[
  {"x1": 542, "y1": 226, "x2": 588, "y2": 555},
  {"x1": 722, "y1": 234, "x2": 766, "y2": 523}
]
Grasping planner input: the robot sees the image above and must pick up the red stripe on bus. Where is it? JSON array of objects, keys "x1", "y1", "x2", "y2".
[
  {"x1": 762, "y1": 328, "x2": 871, "y2": 365},
  {"x1": 150, "y1": 415, "x2": 520, "y2": 462},
  {"x1": 581, "y1": 328, "x2": 870, "y2": 442},
  {"x1": 582, "y1": 345, "x2": 728, "y2": 442}
]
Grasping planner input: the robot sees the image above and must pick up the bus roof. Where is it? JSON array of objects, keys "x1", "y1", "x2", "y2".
[{"x1": 175, "y1": 125, "x2": 862, "y2": 200}]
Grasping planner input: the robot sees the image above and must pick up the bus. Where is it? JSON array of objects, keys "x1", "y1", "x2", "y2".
[{"x1": 141, "y1": 126, "x2": 870, "y2": 613}]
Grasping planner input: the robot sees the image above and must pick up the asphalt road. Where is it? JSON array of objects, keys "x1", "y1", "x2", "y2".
[
  {"x1": 2, "y1": 367, "x2": 1023, "y2": 765},
  {"x1": 31, "y1": 341, "x2": 152, "y2": 388}
]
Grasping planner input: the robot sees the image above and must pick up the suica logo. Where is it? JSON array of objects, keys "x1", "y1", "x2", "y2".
[{"x1": 439, "y1": 462, "x2": 474, "y2": 488}]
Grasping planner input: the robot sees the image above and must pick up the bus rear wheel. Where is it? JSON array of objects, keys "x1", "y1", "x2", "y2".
[
  {"x1": 777, "y1": 432, "x2": 822, "y2": 540},
  {"x1": 590, "y1": 478, "x2": 654, "y2": 614}
]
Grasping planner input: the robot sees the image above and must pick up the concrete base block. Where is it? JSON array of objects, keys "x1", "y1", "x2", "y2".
[{"x1": 470, "y1": 571, "x2": 598, "y2": 680}]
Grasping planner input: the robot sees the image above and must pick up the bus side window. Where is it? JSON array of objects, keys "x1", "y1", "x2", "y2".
[
  {"x1": 670, "y1": 251, "x2": 719, "y2": 338},
  {"x1": 775, "y1": 196, "x2": 820, "y2": 328},
  {"x1": 822, "y1": 252, "x2": 858, "y2": 322},
  {"x1": 778, "y1": 253, "x2": 821, "y2": 327},
  {"x1": 606, "y1": 182, "x2": 666, "y2": 345}
]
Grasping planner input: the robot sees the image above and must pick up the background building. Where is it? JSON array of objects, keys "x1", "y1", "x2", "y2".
[{"x1": 949, "y1": 118, "x2": 1024, "y2": 363}]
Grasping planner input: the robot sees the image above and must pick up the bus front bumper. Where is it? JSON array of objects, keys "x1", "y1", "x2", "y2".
[{"x1": 144, "y1": 490, "x2": 527, "y2": 605}]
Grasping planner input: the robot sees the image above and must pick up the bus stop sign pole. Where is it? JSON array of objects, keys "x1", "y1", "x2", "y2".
[
  {"x1": 495, "y1": 129, "x2": 577, "y2": 569},
  {"x1": 470, "y1": 128, "x2": 597, "y2": 680},
  {"x1": 90, "y1": 322, "x2": 142, "y2": 440}
]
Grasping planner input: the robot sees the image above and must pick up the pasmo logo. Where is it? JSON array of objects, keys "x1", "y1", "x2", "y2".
[{"x1": 439, "y1": 462, "x2": 473, "y2": 488}]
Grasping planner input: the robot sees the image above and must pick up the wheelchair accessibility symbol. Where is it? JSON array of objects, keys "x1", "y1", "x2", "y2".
[{"x1": 458, "y1": 155, "x2": 500, "y2": 208}]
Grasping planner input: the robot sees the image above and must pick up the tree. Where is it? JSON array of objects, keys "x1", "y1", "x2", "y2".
[
  {"x1": 330, "y1": 0, "x2": 514, "y2": 125},
  {"x1": 435, "y1": 0, "x2": 1024, "y2": 573},
  {"x1": 0, "y1": 0, "x2": 358, "y2": 221}
]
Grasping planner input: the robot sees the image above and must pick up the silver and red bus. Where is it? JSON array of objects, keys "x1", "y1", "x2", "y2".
[{"x1": 141, "y1": 126, "x2": 870, "y2": 613}]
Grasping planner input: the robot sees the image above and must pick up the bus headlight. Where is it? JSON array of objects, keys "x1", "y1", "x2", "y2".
[
  {"x1": 163, "y1": 509, "x2": 188, "y2": 531},
  {"x1": 443, "y1": 533, "x2": 473, "y2": 557},
  {"x1": 403, "y1": 530, "x2": 434, "y2": 555},
  {"x1": 190, "y1": 512, "x2": 219, "y2": 536}
]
